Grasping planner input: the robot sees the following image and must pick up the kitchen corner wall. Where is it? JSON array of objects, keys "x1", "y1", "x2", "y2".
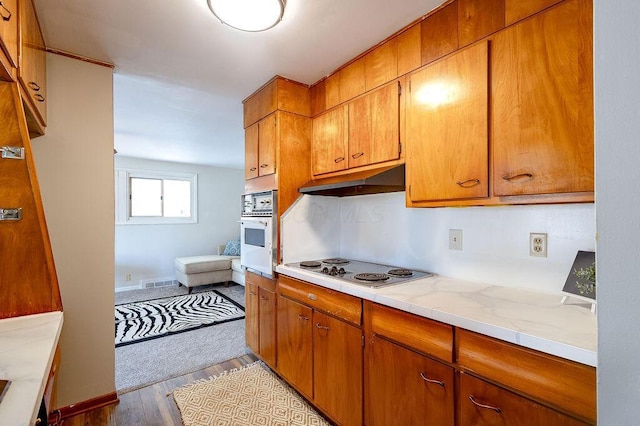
[
  {"x1": 31, "y1": 54, "x2": 115, "y2": 408},
  {"x1": 283, "y1": 193, "x2": 595, "y2": 294}
]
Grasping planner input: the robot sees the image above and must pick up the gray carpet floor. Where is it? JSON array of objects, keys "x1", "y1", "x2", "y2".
[{"x1": 115, "y1": 283, "x2": 249, "y2": 394}]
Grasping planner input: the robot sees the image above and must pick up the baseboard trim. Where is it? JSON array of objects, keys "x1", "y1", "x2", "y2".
[{"x1": 50, "y1": 391, "x2": 119, "y2": 424}]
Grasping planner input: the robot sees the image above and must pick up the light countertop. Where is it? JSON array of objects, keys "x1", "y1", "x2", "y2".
[
  {"x1": 0, "y1": 311, "x2": 64, "y2": 426},
  {"x1": 276, "y1": 265, "x2": 597, "y2": 367}
]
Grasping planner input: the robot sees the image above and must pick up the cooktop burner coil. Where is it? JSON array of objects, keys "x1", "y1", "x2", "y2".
[
  {"x1": 387, "y1": 268, "x2": 414, "y2": 277},
  {"x1": 354, "y1": 273, "x2": 390, "y2": 282},
  {"x1": 300, "y1": 261, "x2": 322, "y2": 268},
  {"x1": 322, "y1": 258, "x2": 350, "y2": 265}
]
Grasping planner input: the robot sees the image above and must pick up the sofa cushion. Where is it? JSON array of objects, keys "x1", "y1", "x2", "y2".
[
  {"x1": 222, "y1": 240, "x2": 241, "y2": 256},
  {"x1": 174, "y1": 255, "x2": 232, "y2": 274}
]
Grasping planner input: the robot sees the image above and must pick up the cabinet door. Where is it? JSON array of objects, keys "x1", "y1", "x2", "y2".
[
  {"x1": 245, "y1": 283, "x2": 260, "y2": 353},
  {"x1": 458, "y1": 372, "x2": 586, "y2": 426},
  {"x1": 0, "y1": 0, "x2": 18, "y2": 68},
  {"x1": 258, "y1": 287, "x2": 276, "y2": 367},
  {"x1": 408, "y1": 42, "x2": 489, "y2": 202},
  {"x1": 492, "y1": 0, "x2": 593, "y2": 196},
  {"x1": 505, "y1": 0, "x2": 563, "y2": 26},
  {"x1": 19, "y1": 0, "x2": 46, "y2": 124},
  {"x1": 312, "y1": 106, "x2": 348, "y2": 175},
  {"x1": 244, "y1": 123, "x2": 259, "y2": 179},
  {"x1": 313, "y1": 311, "x2": 363, "y2": 426},
  {"x1": 458, "y1": 0, "x2": 505, "y2": 48},
  {"x1": 276, "y1": 296, "x2": 313, "y2": 399},
  {"x1": 367, "y1": 335, "x2": 454, "y2": 426},
  {"x1": 348, "y1": 81, "x2": 401, "y2": 169},
  {"x1": 421, "y1": 1, "x2": 459, "y2": 65},
  {"x1": 258, "y1": 113, "x2": 277, "y2": 176}
]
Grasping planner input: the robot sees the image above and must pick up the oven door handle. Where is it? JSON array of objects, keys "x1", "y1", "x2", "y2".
[{"x1": 239, "y1": 218, "x2": 269, "y2": 227}]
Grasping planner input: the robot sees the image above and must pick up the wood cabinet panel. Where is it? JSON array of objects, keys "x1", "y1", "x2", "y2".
[
  {"x1": 325, "y1": 73, "x2": 340, "y2": 110},
  {"x1": 367, "y1": 335, "x2": 454, "y2": 426},
  {"x1": 313, "y1": 311, "x2": 363, "y2": 426},
  {"x1": 492, "y1": 0, "x2": 593, "y2": 197},
  {"x1": 244, "y1": 283, "x2": 260, "y2": 354},
  {"x1": 365, "y1": 301, "x2": 453, "y2": 362},
  {"x1": 277, "y1": 295, "x2": 313, "y2": 399},
  {"x1": 397, "y1": 24, "x2": 421, "y2": 76},
  {"x1": 458, "y1": 372, "x2": 587, "y2": 426},
  {"x1": 243, "y1": 79, "x2": 276, "y2": 128},
  {"x1": 339, "y1": 57, "x2": 365, "y2": 103},
  {"x1": 421, "y1": 2, "x2": 459, "y2": 65},
  {"x1": 457, "y1": 329, "x2": 596, "y2": 423},
  {"x1": 505, "y1": 0, "x2": 563, "y2": 26},
  {"x1": 244, "y1": 123, "x2": 259, "y2": 179},
  {"x1": 258, "y1": 287, "x2": 276, "y2": 367},
  {"x1": 0, "y1": 0, "x2": 18, "y2": 69},
  {"x1": 457, "y1": 0, "x2": 504, "y2": 47},
  {"x1": 365, "y1": 39, "x2": 397, "y2": 91},
  {"x1": 243, "y1": 77, "x2": 309, "y2": 127},
  {"x1": 309, "y1": 79, "x2": 326, "y2": 117},
  {"x1": 276, "y1": 78, "x2": 310, "y2": 117},
  {"x1": 258, "y1": 113, "x2": 276, "y2": 176},
  {"x1": 19, "y1": 0, "x2": 46, "y2": 126},
  {"x1": 408, "y1": 42, "x2": 489, "y2": 202},
  {"x1": 311, "y1": 105, "x2": 348, "y2": 175},
  {"x1": 348, "y1": 81, "x2": 400, "y2": 169},
  {"x1": 278, "y1": 275, "x2": 362, "y2": 326}
]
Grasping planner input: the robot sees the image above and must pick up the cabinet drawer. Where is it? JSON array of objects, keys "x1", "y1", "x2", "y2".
[
  {"x1": 246, "y1": 270, "x2": 276, "y2": 292},
  {"x1": 458, "y1": 372, "x2": 587, "y2": 425},
  {"x1": 365, "y1": 301, "x2": 453, "y2": 363},
  {"x1": 278, "y1": 275, "x2": 362, "y2": 326},
  {"x1": 456, "y1": 329, "x2": 596, "y2": 423}
]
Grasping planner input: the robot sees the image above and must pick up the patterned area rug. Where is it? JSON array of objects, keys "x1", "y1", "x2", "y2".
[
  {"x1": 115, "y1": 290, "x2": 244, "y2": 347},
  {"x1": 172, "y1": 361, "x2": 330, "y2": 426}
]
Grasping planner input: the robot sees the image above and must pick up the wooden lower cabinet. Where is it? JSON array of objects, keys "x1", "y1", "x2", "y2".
[
  {"x1": 245, "y1": 283, "x2": 260, "y2": 353},
  {"x1": 458, "y1": 372, "x2": 587, "y2": 425},
  {"x1": 366, "y1": 335, "x2": 454, "y2": 426},
  {"x1": 244, "y1": 272, "x2": 277, "y2": 369}
]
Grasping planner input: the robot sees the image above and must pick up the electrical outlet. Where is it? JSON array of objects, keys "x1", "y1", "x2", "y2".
[
  {"x1": 449, "y1": 229, "x2": 463, "y2": 251},
  {"x1": 529, "y1": 233, "x2": 547, "y2": 257},
  {"x1": 126, "y1": 273, "x2": 132, "y2": 281}
]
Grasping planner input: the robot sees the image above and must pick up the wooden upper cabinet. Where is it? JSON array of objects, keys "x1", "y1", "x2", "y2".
[
  {"x1": 258, "y1": 113, "x2": 276, "y2": 176},
  {"x1": 243, "y1": 77, "x2": 309, "y2": 128},
  {"x1": 309, "y1": 79, "x2": 326, "y2": 117},
  {"x1": 505, "y1": 0, "x2": 563, "y2": 26},
  {"x1": 244, "y1": 123, "x2": 259, "y2": 179},
  {"x1": 0, "y1": 0, "x2": 19, "y2": 73},
  {"x1": 339, "y1": 57, "x2": 366, "y2": 104},
  {"x1": 492, "y1": 0, "x2": 593, "y2": 197},
  {"x1": 408, "y1": 42, "x2": 489, "y2": 202},
  {"x1": 365, "y1": 39, "x2": 398, "y2": 91},
  {"x1": 348, "y1": 81, "x2": 401, "y2": 169},
  {"x1": 397, "y1": 24, "x2": 421, "y2": 77},
  {"x1": 457, "y1": 0, "x2": 505, "y2": 47},
  {"x1": 421, "y1": 1, "x2": 459, "y2": 65},
  {"x1": 19, "y1": 0, "x2": 46, "y2": 127},
  {"x1": 325, "y1": 73, "x2": 340, "y2": 110},
  {"x1": 312, "y1": 105, "x2": 348, "y2": 175}
]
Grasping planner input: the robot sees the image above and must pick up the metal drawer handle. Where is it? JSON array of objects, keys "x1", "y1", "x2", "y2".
[
  {"x1": 260, "y1": 163, "x2": 269, "y2": 168},
  {"x1": 28, "y1": 81, "x2": 41, "y2": 91},
  {"x1": 469, "y1": 395, "x2": 502, "y2": 414},
  {"x1": 315, "y1": 323, "x2": 329, "y2": 330},
  {"x1": 351, "y1": 152, "x2": 364, "y2": 159},
  {"x1": 334, "y1": 156, "x2": 345, "y2": 163},
  {"x1": 249, "y1": 167, "x2": 257, "y2": 171},
  {"x1": 307, "y1": 293, "x2": 317, "y2": 301},
  {"x1": 0, "y1": 2, "x2": 12, "y2": 22},
  {"x1": 249, "y1": 291, "x2": 257, "y2": 296},
  {"x1": 420, "y1": 372, "x2": 445, "y2": 387},
  {"x1": 456, "y1": 178, "x2": 480, "y2": 188},
  {"x1": 34, "y1": 94, "x2": 45, "y2": 102},
  {"x1": 298, "y1": 313, "x2": 309, "y2": 321},
  {"x1": 260, "y1": 295, "x2": 269, "y2": 301},
  {"x1": 502, "y1": 173, "x2": 533, "y2": 181}
]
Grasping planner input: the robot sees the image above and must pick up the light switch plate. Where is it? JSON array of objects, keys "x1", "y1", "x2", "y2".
[{"x1": 449, "y1": 229, "x2": 463, "y2": 251}]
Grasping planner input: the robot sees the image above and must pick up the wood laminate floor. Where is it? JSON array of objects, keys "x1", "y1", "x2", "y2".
[{"x1": 62, "y1": 354, "x2": 258, "y2": 426}]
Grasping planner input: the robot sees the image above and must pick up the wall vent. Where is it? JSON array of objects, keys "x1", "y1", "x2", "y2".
[{"x1": 141, "y1": 278, "x2": 178, "y2": 288}]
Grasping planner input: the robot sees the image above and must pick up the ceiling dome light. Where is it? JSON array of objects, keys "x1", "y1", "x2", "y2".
[{"x1": 208, "y1": 0, "x2": 286, "y2": 32}]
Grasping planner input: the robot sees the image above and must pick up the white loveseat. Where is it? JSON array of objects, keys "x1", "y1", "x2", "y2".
[{"x1": 174, "y1": 245, "x2": 245, "y2": 293}]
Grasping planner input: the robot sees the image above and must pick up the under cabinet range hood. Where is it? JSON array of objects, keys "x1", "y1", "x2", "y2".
[{"x1": 299, "y1": 164, "x2": 405, "y2": 197}]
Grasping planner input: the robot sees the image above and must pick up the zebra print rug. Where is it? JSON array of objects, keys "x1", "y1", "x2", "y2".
[{"x1": 115, "y1": 290, "x2": 244, "y2": 347}]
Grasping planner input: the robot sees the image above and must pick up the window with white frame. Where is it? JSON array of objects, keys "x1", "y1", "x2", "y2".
[{"x1": 115, "y1": 169, "x2": 198, "y2": 225}]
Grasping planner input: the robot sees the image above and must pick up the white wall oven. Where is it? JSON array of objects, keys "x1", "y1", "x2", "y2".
[{"x1": 240, "y1": 190, "x2": 277, "y2": 278}]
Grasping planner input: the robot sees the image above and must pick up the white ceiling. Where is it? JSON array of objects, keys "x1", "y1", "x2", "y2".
[{"x1": 34, "y1": 0, "x2": 444, "y2": 169}]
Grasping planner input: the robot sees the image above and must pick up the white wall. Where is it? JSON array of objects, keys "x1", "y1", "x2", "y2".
[
  {"x1": 114, "y1": 156, "x2": 244, "y2": 289},
  {"x1": 594, "y1": 0, "x2": 640, "y2": 423},
  {"x1": 31, "y1": 54, "x2": 115, "y2": 408},
  {"x1": 283, "y1": 193, "x2": 595, "y2": 294}
]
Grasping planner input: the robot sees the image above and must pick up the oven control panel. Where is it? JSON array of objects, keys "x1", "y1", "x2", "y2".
[{"x1": 242, "y1": 190, "x2": 276, "y2": 216}]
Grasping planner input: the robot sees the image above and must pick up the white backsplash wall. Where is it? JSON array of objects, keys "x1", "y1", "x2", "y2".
[{"x1": 283, "y1": 192, "x2": 595, "y2": 294}]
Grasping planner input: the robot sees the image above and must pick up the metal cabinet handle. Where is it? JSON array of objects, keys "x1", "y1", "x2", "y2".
[
  {"x1": 249, "y1": 291, "x2": 257, "y2": 296},
  {"x1": 298, "y1": 313, "x2": 309, "y2": 321},
  {"x1": 0, "y1": 2, "x2": 12, "y2": 22},
  {"x1": 502, "y1": 173, "x2": 533, "y2": 181},
  {"x1": 28, "y1": 81, "x2": 40, "y2": 91},
  {"x1": 260, "y1": 163, "x2": 269, "y2": 168},
  {"x1": 469, "y1": 395, "x2": 502, "y2": 414},
  {"x1": 420, "y1": 372, "x2": 445, "y2": 387},
  {"x1": 260, "y1": 295, "x2": 269, "y2": 301},
  {"x1": 249, "y1": 167, "x2": 257, "y2": 171},
  {"x1": 456, "y1": 178, "x2": 480, "y2": 188},
  {"x1": 351, "y1": 152, "x2": 364, "y2": 159},
  {"x1": 315, "y1": 323, "x2": 329, "y2": 330},
  {"x1": 34, "y1": 94, "x2": 45, "y2": 102},
  {"x1": 334, "y1": 156, "x2": 345, "y2": 163}
]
